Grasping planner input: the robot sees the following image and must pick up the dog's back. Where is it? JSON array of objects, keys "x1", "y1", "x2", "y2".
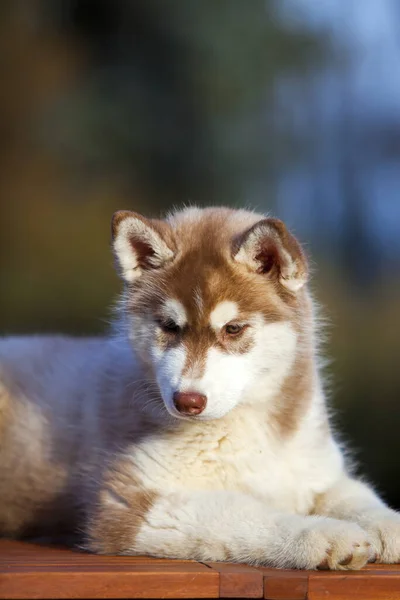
[{"x1": 0, "y1": 335, "x2": 103, "y2": 536}]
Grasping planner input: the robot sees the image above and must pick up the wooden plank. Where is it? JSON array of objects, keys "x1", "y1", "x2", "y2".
[
  {"x1": 308, "y1": 570, "x2": 400, "y2": 600},
  {"x1": 364, "y1": 564, "x2": 400, "y2": 571},
  {"x1": 260, "y1": 564, "x2": 400, "y2": 600},
  {"x1": 2, "y1": 540, "x2": 400, "y2": 600},
  {"x1": 0, "y1": 540, "x2": 194, "y2": 564},
  {"x1": 258, "y1": 568, "x2": 308, "y2": 600},
  {"x1": 205, "y1": 562, "x2": 263, "y2": 598},
  {"x1": 0, "y1": 541, "x2": 219, "y2": 599},
  {"x1": 0, "y1": 570, "x2": 219, "y2": 599}
]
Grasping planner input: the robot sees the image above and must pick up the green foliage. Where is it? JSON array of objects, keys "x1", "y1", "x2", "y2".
[{"x1": 45, "y1": 0, "x2": 327, "y2": 206}]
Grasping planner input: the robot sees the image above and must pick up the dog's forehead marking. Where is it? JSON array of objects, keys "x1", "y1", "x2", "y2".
[
  {"x1": 193, "y1": 286, "x2": 203, "y2": 316},
  {"x1": 161, "y1": 298, "x2": 187, "y2": 326},
  {"x1": 209, "y1": 301, "x2": 239, "y2": 329}
]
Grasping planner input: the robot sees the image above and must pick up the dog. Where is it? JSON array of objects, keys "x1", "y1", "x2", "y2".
[{"x1": 0, "y1": 206, "x2": 399, "y2": 569}]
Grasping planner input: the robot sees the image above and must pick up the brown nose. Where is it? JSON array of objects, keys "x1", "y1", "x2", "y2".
[{"x1": 173, "y1": 391, "x2": 207, "y2": 415}]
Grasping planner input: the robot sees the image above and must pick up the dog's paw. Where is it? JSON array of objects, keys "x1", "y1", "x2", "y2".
[
  {"x1": 358, "y1": 510, "x2": 400, "y2": 564},
  {"x1": 292, "y1": 518, "x2": 372, "y2": 570}
]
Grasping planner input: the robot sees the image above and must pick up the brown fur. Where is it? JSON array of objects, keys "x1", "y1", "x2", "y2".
[
  {"x1": 267, "y1": 287, "x2": 316, "y2": 437},
  {"x1": 85, "y1": 460, "x2": 157, "y2": 555},
  {"x1": 0, "y1": 393, "x2": 70, "y2": 537},
  {"x1": 271, "y1": 345, "x2": 313, "y2": 437}
]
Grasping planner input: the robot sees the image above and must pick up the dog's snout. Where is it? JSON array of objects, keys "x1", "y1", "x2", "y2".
[{"x1": 173, "y1": 391, "x2": 207, "y2": 415}]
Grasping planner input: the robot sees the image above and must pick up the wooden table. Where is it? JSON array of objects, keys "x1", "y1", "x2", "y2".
[{"x1": 1, "y1": 540, "x2": 399, "y2": 599}]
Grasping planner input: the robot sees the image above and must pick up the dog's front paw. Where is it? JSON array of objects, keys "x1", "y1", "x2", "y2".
[
  {"x1": 359, "y1": 510, "x2": 400, "y2": 564},
  {"x1": 293, "y1": 518, "x2": 372, "y2": 570}
]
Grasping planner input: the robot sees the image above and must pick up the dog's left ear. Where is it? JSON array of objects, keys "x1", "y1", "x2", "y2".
[
  {"x1": 111, "y1": 210, "x2": 176, "y2": 282},
  {"x1": 233, "y1": 218, "x2": 308, "y2": 292}
]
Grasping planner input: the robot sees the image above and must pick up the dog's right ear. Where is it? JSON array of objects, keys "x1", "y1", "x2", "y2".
[
  {"x1": 233, "y1": 218, "x2": 308, "y2": 292},
  {"x1": 111, "y1": 211, "x2": 176, "y2": 282}
]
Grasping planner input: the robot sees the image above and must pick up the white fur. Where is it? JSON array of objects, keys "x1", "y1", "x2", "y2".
[
  {"x1": 114, "y1": 217, "x2": 174, "y2": 282},
  {"x1": 132, "y1": 491, "x2": 372, "y2": 568},
  {"x1": 181, "y1": 320, "x2": 297, "y2": 420},
  {"x1": 152, "y1": 345, "x2": 186, "y2": 418},
  {"x1": 151, "y1": 317, "x2": 298, "y2": 421},
  {"x1": 160, "y1": 298, "x2": 187, "y2": 328},
  {"x1": 281, "y1": 275, "x2": 307, "y2": 292},
  {"x1": 209, "y1": 301, "x2": 238, "y2": 330}
]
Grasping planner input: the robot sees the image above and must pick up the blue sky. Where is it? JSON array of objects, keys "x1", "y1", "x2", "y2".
[{"x1": 272, "y1": 0, "x2": 400, "y2": 256}]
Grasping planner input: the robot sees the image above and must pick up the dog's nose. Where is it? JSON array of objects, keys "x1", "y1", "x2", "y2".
[{"x1": 173, "y1": 391, "x2": 207, "y2": 415}]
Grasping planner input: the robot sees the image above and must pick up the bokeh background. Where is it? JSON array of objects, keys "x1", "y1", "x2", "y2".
[{"x1": 1, "y1": 0, "x2": 399, "y2": 508}]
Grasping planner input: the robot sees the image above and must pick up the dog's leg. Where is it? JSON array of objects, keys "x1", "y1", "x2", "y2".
[
  {"x1": 313, "y1": 476, "x2": 400, "y2": 564},
  {"x1": 85, "y1": 481, "x2": 374, "y2": 569}
]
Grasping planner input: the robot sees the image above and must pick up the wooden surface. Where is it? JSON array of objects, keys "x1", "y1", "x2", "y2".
[{"x1": 0, "y1": 540, "x2": 400, "y2": 599}]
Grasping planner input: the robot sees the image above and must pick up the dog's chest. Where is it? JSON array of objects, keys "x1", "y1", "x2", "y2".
[{"x1": 134, "y1": 412, "x2": 322, "y2": 515}]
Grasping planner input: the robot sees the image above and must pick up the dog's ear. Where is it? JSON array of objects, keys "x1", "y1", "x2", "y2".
[
  {"x1": 111, "y1": 211, "x2": 175, "y2": 282},
  {"x1": 233, "y1": 218, "x2": 308, "y2": 292}
]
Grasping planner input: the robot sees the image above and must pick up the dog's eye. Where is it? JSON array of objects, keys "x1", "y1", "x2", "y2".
[
  {"x1": 158, "y1": 319, "x2": 181, "y2": 334},
  {"x1": 224, "y1": 323, "x2": 245, "y2": 336}
]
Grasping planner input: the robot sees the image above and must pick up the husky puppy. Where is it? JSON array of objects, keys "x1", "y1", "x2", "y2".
[{"x1": 0, "y1": 207, "x2": 399, "y2": 569}]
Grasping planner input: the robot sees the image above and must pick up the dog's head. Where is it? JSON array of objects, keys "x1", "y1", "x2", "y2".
[{"x1": 112, "y1": 207, "x2": 311, "y2": 421}]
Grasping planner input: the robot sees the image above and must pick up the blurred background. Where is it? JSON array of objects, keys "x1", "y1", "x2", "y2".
[{"x1": 0, "y1": 0, "x2": 399, "y2": 507}]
